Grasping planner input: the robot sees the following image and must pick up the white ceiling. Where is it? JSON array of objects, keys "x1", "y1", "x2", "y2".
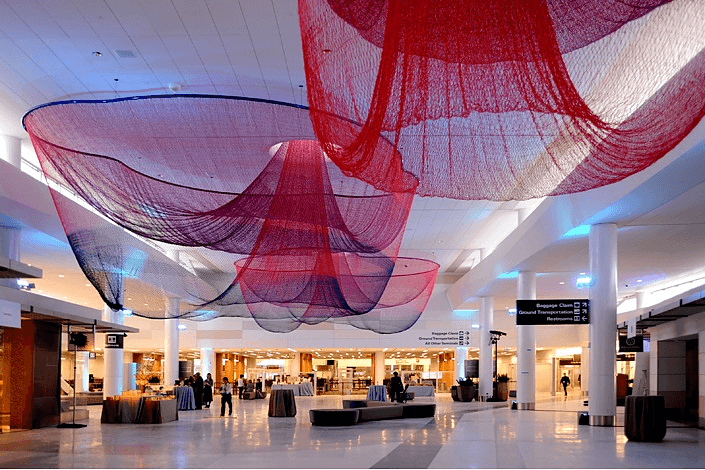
[{"x1": 1, "y1": 0, "x2": 704, "y2": 320}]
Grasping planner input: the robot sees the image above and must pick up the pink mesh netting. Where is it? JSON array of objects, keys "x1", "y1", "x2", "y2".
[
  {"x1": 24, "y1": 96, "x2": 438, "y2": 333},
  {"x1": 299, "y1": 0, "x2": 705, "y2": 199}
]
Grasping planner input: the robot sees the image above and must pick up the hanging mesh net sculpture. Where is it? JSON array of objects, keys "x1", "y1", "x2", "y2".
[
  {"x1": 299, "y1": 0, "x2": 705, "y2": 200},
  {"x1": 24, "y1": 96, "x2": 438, "y2": 333}
]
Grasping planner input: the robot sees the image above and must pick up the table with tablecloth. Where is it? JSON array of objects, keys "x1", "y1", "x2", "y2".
[
  {"x1": 135, "y1": 398, "x2": 178, "y2": 424},
  {"x1": 298, "y1": 382, "x2": 314, "y2": 396},
  {"x1": 624, "y1": 395, "x2": 666, "y2": 442},
  {"x1": 271, "y1": 383, "x2": 313, "y2": 396},
  {"x1": 173, "y1": 386, "x2": 196, "y2": 410},
  {"x1": 101, "y1": 396, "x2": 144, "y2": 423},
  {"x1": 366, "y1": 385, "x2": 387, "y2": 401},
  {"x1": 101, "y1": 396, "x2": 178, "y2": 424},
  {"x1": 407, "y1": 385, "x2": 435, "y2": 397},
  {"x1": 268, "y1": 389, "x2": 297, "y2": 417}
]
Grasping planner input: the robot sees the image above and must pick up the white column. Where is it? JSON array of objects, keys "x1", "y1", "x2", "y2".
[
  {"x1": 75, "y1": 351, "x2": 90, "y2": 393},
  {"x1": 1, "y1": 135, "x2": 22, "y2": 168},
  {"x1": 290, "y1": 352, "x2": 301, "y2": 379},
  {"x1": 581, "y1": 344, "x2": 590, "y2": 397},
  {"x1": 200, "y1": 348, "x2": 215, "y2": 379},
  {"x1": 479, "y1": 296, "x2": 493, "y2": 399},
  {"x1": 164, "y1": 297, "x2": 180, "y2": 387},
  {"x1": 588, "y1": 223, "x2": 618, "y2": 426},
  {"x1": 374, "y1": 351, "x2": 386, "y2": 385},
  {"x1": 454, "y1": 347, "x2": 468, "y2": 382},
  {"x1": 517, "y1": 271, "x2": 536, "y2": 409},
  {"x1": 0, "y1": 225, "x2": 21, "y2": 288},
  {"x1": 102, "y1": 305, "x2": 124, "y2": 398}
]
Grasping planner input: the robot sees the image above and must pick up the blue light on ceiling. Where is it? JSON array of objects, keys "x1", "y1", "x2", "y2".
[
  {"x1": 498, "y1": 271, "x2": 518, "y2": 279},
  {"x1": 561, "y1": 225, "x2": 590, "y2": 239},
  {"x1": 576, "y1": 275, "x2": 592, "y2": 288},
  {"x1": 453, "y1": 309, "x2": 478, "y2": 318}
]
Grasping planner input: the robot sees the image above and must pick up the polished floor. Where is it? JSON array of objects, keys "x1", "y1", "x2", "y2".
[{"x1": 0, "y1": 392, "x2": 703, "y2": 468}]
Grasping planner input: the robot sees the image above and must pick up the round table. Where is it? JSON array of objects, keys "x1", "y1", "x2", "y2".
[
  {"x1": 173, "y1": 386, "x2": 196, "y2": 410},
  {"x1": 366, "y1": 385, "x2": 387, "y2": 402},
  {"x1": 268, "y1": 389, "x2": 297, "y2": 417}
]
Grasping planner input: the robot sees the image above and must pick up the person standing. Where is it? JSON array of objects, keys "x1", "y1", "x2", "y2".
[
  {"x1": 560, "y1": 373, "x2": 570, "y2": 396},
  {"x1": 237, "y1": 374, "x2": 245, "y2": 399},
  {"x1": 219, "y1": 377, "x2": 232, "y2": 416},
  {"x1": 390, "y1": 371, "x2": 404, "y2": 403},
  {"x1": 203, "y1": 373, "x2": 214, "y2": 409},
  {"x1": 194, "y1": 372, "x2": 204, "y2": 410}
]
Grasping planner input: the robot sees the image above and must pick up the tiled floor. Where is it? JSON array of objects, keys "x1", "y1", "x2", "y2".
[{"x1": 0, "y1": 393, "x2": 703, "y2": 468}]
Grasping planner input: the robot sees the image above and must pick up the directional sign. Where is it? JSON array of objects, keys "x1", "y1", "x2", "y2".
[{"x1": 516, "y1": 299, "x2": 589, "y2": 325}]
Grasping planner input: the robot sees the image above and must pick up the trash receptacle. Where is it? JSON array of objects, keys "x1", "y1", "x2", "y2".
[{"x1": 624, "y1": 395, "x2": 666, "y2": 442}]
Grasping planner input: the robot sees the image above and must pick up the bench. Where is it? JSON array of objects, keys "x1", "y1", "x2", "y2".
[{"x1": 309, "y1": 400, "x2": 436, "y2": 426}]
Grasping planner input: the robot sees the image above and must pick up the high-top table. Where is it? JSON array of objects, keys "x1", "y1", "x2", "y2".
[
  {"x1": 625, "y1": 395, "x2": 666, "y2": 442},
  {"x1": 366, "y1": 385, "x2": 387, "y2": 402},
  {"x1": 407, "y1": 385, "x2": 435, "y2": 397},
  {"x1": 268, "y1": 389, "x2": 297, "y2": 417},
  {"x1": 173, "y1": 386, "x2": 196, "y2": 410}
]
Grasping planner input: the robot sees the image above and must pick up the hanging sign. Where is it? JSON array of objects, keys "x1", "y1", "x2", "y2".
[
  {"x1": 105, "y1": 333, "x2": 124, "y2": 349},
  {"x1": 516, "y1": 299, "x2": 589, "y2": 325},
  {"x1": 619, "y1": 335, "x2": 644, "y2": 353}
]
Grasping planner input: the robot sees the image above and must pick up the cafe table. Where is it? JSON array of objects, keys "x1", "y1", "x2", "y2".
[{"x1": 268, "y1": 389, "x2": 296, "y2": 417}]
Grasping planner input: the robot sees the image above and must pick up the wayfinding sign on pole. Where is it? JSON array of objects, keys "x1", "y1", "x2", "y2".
[{"x1": 516, "y1": 299, "x2": 589, "y2": 325}]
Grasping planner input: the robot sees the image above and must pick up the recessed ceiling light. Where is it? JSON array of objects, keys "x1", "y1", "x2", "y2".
[
  {"x1": 637, "y1": 279, "x2": 642, "y2": 283},
  {"x1": 559, "y1": 281, "x2": 565, "y2": 285},
  {"x1": 58, "y1": 274, "x2": 64, "y2": 278},
  {"x1": 93, "y1": 51, "x2": 103, "y2": 57}
]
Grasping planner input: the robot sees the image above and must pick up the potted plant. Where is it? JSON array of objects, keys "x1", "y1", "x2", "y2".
[
  {"x1": 451, "y1": 378, "x2": 476, "y2": 402},
  {"x1": 496, "y1": 374, "x2": 510, "y2": 401}
]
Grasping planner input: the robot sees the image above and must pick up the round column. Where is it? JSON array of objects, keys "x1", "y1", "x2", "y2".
[
  {"x1": 454, "y1": 347, "x2": 468, "y2": 382},
  {"x1": 200, "y1": 348, "x2": 215, "y2": 378},
  {"x1": 102, "y1": 305, "x2": 124, "y2": 398},
  {"x1": 517, "y1": 271, "x2": 536, "y2": 410},
  {"x1": 164, "y1": 297, "x2": 180, "y2": 387},
  {"x1": 374, "y1": 350, "x2": 386, "y2": 385},
  {"x1": 75, "y1": 350, "x2": 90, "y2": 393},
  {"x1": 479, "y1": 297, "x2": 493, "y2": 399},
  {"x1": 290, "y1": 352, "x2": 301, "y2": 379},
  {"x1": 588, "y1": 223, "x2": 618, "y2": 426}
]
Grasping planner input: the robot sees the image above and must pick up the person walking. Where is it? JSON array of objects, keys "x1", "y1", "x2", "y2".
[
  {"x1": 203, "y1": 373, "x2": 214, "y2": 408},
  {"x1": 219, "y1": 377, "x2": 233, "y2": 416},
  {"x1": 237, "y1": 374, "x2": 245, "y2": 399},
  {"x1": 560, "y1": 373, "x2": 570, "y2": 396}
]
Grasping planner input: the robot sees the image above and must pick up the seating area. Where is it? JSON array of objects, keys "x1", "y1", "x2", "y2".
[{"x1": 309, "y1": 399, "x2": 436, "y2": 426}]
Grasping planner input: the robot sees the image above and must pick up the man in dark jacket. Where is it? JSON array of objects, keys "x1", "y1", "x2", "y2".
[
  {"x1": 390, "y1": 371, "x2": 404, "y2": 403},
  {"x1": 194, "y1": 372, "x2": 204, "y2": 409}
]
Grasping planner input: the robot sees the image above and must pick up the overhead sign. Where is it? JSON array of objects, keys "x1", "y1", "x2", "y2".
[
  {"x1": 619, "y1": 335, "x2": 644, "y2": 352},
  {"x1": 0, "y1": 299, "x2": 21, "y2": 328},
  {"x1": 516, "y1": 299, "x2": 589, "y2": 325},
  {"x1": 418, "y1": 330, "x2": 470, "y2": 346},
  {"x1": 105, "y1": 333, "x2": 124, "y2": 349},
  {"x1": 627, "y1": 318, "x2": 637, "y2": 338}
]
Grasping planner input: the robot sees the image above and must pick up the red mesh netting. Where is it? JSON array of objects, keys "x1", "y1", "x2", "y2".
[
  {"x1": 24, "y1": 96, "x2": 438, "y2": 333},
  {"x1": 299, "y1": 0, "x2": 705, "y2": 199}
]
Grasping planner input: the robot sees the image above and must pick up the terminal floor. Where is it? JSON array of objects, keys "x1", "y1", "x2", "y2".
[{"x1": 0, "y1": 393, "x2": 703, "y2": 468}]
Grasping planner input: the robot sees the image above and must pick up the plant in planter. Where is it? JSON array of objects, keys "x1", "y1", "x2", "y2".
[{"x1": 451, "y1": 378, "x2": 476, "y2": 402}]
